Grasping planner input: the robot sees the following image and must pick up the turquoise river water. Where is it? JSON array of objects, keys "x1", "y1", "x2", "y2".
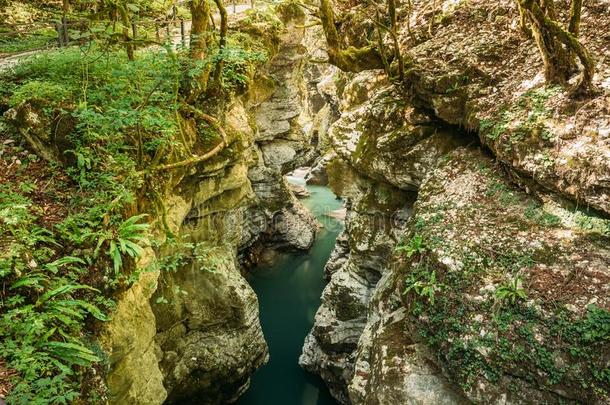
[{"x1": 238, "y1": 176, "x2": 342, "y2": 405}]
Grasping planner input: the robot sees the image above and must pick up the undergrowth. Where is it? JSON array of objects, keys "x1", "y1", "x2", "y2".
[
  {"x1": 398, "y1": 203, "x2": 610, "y2": 401},
  {"x1": 0, "y1": 17, "x2": 273, "y2": 403}
]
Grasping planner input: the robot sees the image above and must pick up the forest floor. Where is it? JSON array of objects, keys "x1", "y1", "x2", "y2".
[
  {"x1": 0, "y1": 360, "x2": 15, "y2": 401},
  {"x1": 0, "y1": 3, "x2": 254, "y2": 71}
]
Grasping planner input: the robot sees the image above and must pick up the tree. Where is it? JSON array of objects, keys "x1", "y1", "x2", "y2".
[
  {"x1": 115, "y1": 1, "x2": 134, "y2": 60},
  {"x1": 190, "y1": 0, "x2": 212, "y2": 61},
  {"x1": 187, "y1": 0, "x2": 213, "y2": 99},
  {"x1": 517, "y1": 0, "x2": 594, "y2": 95},
  {"x1": 317, "y1": 0, "x2": 409, "y2": 79},
  {"x1": 318, "y1": 0, "x2": 387, "y2": 72},
  {"x1": 97, "y1": 0, "x2": 135, "y2": 60},
  {"x1": 211, "y1": 0, "x2": 228, "y2": 87},
  {"x1": 568, "y1": 0, "x2": 582, "y2": 36}
]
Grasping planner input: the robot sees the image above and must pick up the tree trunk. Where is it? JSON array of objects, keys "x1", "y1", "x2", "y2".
[
  {"x1": 212, "y1": 0, "x2": 228, "y2": 86},
  {"x1": 319, "y1": 0, "x2": 386, "y2": 72},
  {"x1": 518, "y1": 0, "x2": 594, "y2": 94},
  {"x1": 189, "y1": 0, "x2": 212, "y2": 96},
  {"x1": 524, "y1": 0, "x2": 575, "y2": 84},
  {"x1": 190, "y1": 0, "x2": 212, "y2": 61},
  {"x1": 117, "y1": 4, "x2": 134, "y2": 60},
  {"x1": 568, "y1": 0, "x2": 582, "y2": 36},
  {"x1": 517, "y1": 3, "x2": 532, "y2": 37}
]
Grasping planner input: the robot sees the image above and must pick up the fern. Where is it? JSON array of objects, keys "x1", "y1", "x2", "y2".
[
  {"x1": 90, "y1": 214, "x2": 150, "y2": 275},
  {"x1": 396, "y1": 234, "x2": 427, "y2": 258}
]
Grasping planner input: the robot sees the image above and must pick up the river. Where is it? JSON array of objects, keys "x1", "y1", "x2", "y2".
[{"x1": 238, "y1": 173, "x2": 342, "y2": 405}]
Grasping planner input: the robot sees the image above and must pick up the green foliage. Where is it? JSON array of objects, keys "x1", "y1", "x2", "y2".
[
  {"x1": 575, "y1": 305, "x2": 610, "y2": 344},
  {"x1": 0, "y1": 44, "x2": 176, "y2": 402},
  {"x1": 0, "y1": 188, "x2": 111, "y2": 404},
  {"x1": 192, "y1": 242, "x2": 230, "y2": 273},
  {"x1": 479, "y1": 117, "x2": 508, "y2": 141},
  {"x1": 0, "y1": 4, "x2": 279, "y2": 400},
  {"x1": 0, "y1": 27, "x2": 57, "y2": 54},
  {"x1": 485, "y1": 181, "x2": 519, "y2": 205},
  {"x1": 524, "y1": 202, "x2": 561, "y2": 227},
  {"x1": 402, "y1": 218, "x2": 609, "y2": 398},
  {"x1": 396, "y1": 234, "x2": 427, "y2": 257},
  {"x1": 404, "y1": 263, "x2": 443, "y2": 305},
  {"x1": 89, "y1": 214, "x2": 150, "y2": 275},
  {"x1": 9, "y1": 81, "x2": 72, "y2": 107},
  {"x1": 215, "y1": 44, "x2": 268, "y2": 91},
  {"x1": 154, "y1": 237, "x2": 230, "y2": 275},
  {"x1": 152, "y1": 237, "x2": 229, "y2": 305},
  {"x1": 494, "y1": 276, "x2": 527, "y2": 306},
  {"x1": 479, "y1": 85, "x2": 561, "y2": 144}
]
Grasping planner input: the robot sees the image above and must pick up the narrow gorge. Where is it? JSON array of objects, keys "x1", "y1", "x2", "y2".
[{"x1": 0, "y1": 1, "x2": 608, "y2": 405}]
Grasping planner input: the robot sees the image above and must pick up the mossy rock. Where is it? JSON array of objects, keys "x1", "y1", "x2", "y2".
[{"x1": 397, "y1": 147, "x2": 610, "y2": 403}]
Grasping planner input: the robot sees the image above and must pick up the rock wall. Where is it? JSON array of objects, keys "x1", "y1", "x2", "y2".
[
  {"x1": 149, "y1": 105, "x2": 266, "y2": 404},
  {"x1": 300, "y1": 158, "x2": 416, "y2": 403},
  {"x1": 300, "y1": 69, "x2": 474, "y2": 404},
  {"x1": 245, "y1": 6, "x2": 318, "y2": 253},
  {"x1": 102, "y1": 4, "x2": 330, "y2": 404},
  {"x1": 300, "y1": 28, "x2": 610, "y2": 405}
]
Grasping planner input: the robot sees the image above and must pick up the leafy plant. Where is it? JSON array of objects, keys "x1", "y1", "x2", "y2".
[
  {"x1": 91, "y1": 214, "x2": 150, "y2": 275},
  {"x1": 0, "y1": 196, "x2": 110, "y2": 403},
  {"x1": 524, "y1": 202, "x2": 561, "y2": 227},
  {"x1": 396, "y1": 234, "x2": 427, "y2": 258},
  {"x1": 9, "y1": 80, "x2": 73, "y2": 107},
  {"x1": 495, "y1": 276, "x2": 527, "y2": 306},
  {"x1": 215, "y1": 44, "x2": 268, "y2": 90},
  {"x1": 404, "y1": 263, "x2": 443, "y2": 305}
]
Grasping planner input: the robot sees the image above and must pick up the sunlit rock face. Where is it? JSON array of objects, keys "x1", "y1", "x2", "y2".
[
  {"x1": 299, "y1": 70, "x2": 470, "y2": 403},
  {"x1": 104, "y1": 4, "x2": 329, "y2": 405}
]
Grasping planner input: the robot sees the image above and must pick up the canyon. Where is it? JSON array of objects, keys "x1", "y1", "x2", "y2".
[{"x1": 1, "y1": 1, "x2": 608, "y2": 404}]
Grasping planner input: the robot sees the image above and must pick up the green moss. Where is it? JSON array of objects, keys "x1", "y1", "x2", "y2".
[{"x1": 479, "y1": 85, "x2": 562, "y2": 147}]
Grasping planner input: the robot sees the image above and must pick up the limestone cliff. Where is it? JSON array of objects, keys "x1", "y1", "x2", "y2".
[
  {"x1": 101, "y1": 3, "x2": 328, "y2": 404},
  {"x1": 301, "y1": 0, "x2": 610, "y2": 403}
]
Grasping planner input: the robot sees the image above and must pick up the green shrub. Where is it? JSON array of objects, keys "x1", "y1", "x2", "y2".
[{"x1": 9, "y1": 80, "x2": 72, "y2": 107}]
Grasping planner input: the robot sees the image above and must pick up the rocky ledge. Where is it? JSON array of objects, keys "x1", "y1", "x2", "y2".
[{"x1": 300, "y1": 0, "x2": 610, "y2": 401}]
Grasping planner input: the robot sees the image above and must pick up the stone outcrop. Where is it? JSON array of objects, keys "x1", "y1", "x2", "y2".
[
  {"x1": 4, "y1": 100, "x2": 75, "y2": 164},
  {"x1": 327, "y1": 71, "x2": 470, "y2": 192},
  {"x1": 102, "y1": 4, "x2": 327, "y2": 404},
  {"x1": 103, "y1": 98, "x2": 268, "y2": 405},
  {"x1": 300, "y1": 157, "x2": 417, "y2": 403},
  {"x1": 243, "y1": 2, "x2": 322, "y2": 254},
  {"x1": 101, "y1": 258, "x2": 167, "y2": 404},
  {"x1": 399, "y1": 0, "x2": 610, "y2": 215},
  {"x1": 301, "y1": 1, "x2": 610, "y2": 398}
]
